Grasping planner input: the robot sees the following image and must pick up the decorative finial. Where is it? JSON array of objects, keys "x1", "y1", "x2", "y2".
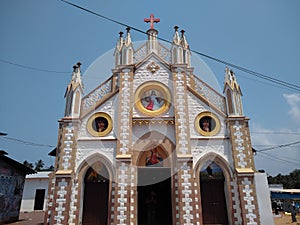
[
  {"x1": 119, "y1": 31, "x2": 124, "y2": 37},
  {"x1": 180, "y1": 30, "x2": 185, "y2": 36},
  {"x1": 144, "y1": 14, "x2": 160, "y2": 29},
  {"x1": 77, "y1": 62, "x2": 82, "y2": 68},
  {"x1": 126, "y1": 27, "x2": 130, "y2": 33},
  {"x1": 73, "y1": 65, "x2": 77, "y2": 72},
  {"x1": 174, "y1": 26, "x2": 179, "y2": 31}
]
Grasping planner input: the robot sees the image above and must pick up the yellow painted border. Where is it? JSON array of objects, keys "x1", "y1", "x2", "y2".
[
  {"x1": 134, "y1": 81, "x2": 171, "y2": 116},
  {"x1": 87, "y1": 112, "x2": 113, "y2": 137},
  {"x1": 194, "y1": 111, "x2": 221, "y2": 136}
]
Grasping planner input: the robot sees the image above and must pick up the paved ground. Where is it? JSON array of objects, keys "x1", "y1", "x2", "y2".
[
  {"x1": 4, "y1": 211, "x2": 44, "y2": 225},
  {"x1": 274, "y1": 213, "x2": 300, "y2": 225},
  {"x1": 3, "y1": 211, "x2": 300, "y2": 225}
]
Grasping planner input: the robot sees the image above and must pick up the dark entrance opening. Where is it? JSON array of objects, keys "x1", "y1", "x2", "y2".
[
  {"x1": 82, "y1": 166, "x2": 109, "y2": 225},
  {"x1": 138, "y1": 168, "x2": 172, "y2": 225},
  {"x1": 34, "y1": 189, "x2": 45, "y2": 210},
  {"x1": 200, "y1": 163, "x2": 229, "y2": 225}
]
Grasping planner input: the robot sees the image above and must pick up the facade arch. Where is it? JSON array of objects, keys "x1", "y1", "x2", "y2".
[
  {"x1": 76, "y1": 153, "x2": 115, "y2": 225},
  {"x1": 194, "y1": 152, "x2": 234, "y2": 225}
]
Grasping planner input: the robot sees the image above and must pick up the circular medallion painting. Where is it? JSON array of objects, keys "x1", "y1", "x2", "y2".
[
  {"x1": 195, "y1": 112, "x2": 221, "y2": 136},
  {"x1": 135, "y1": 81, "x2": 171, "y2": 116},
  {"x1": 87, "y1": 112, "x2": 113, "y2": 137}
]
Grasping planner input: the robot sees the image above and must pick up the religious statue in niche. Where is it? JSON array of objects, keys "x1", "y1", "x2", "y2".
[
  {"x1": 92, "y1": 116, "x2": 108, "y2": 132},
  {"x1": 145, "y1": 148, "x2": 163, "y2": 166},
  {"x1": 199, "y1": 116, "x2": 216, "y2": 132},
  {"x1": 141, "y1": 90, "x2": 164, "y2": 111}
]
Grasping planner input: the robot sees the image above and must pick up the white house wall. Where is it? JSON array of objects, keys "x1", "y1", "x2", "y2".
[{"x1": 20, "y1": 175, "x2": 49, "y2": 212}]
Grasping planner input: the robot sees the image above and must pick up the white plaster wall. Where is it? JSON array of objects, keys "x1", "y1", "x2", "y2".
[
  {"x1": 255, "y1": 172, "x2": 274, "y2": 225},
  {"x1": 75, "y1": 140, "x2": 116, "y2": 172},
  {"x1": 79, "y1": 95, "x2": 117, "y2": 139},
  {"x1": 20, "y1": 177, "x2": 49, "y2": 212},
  {"x1": 132, "y1": 123, "x2": 175, "y2": 144},
  {"x1": 191, "y1": 139, "x2": 233, "y2": 170},
  {"x1": 188, "y1": 92, "x2": 226, "y2": 138}
]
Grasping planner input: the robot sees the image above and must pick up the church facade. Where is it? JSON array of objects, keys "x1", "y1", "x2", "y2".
[{"x1": 45, "y1": 15, "x2": 268, "y2": 225}]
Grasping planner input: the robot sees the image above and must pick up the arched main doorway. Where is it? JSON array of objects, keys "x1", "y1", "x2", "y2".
[
  {"x1": 137, "y1": 147, "x2": 173, "y2": 225},
  {"x1": 82, "y1": 162, "x2": 110, "y2": 225},
  {"x1": 200, "y1": 162, "x2": 229, "y2": 225}
]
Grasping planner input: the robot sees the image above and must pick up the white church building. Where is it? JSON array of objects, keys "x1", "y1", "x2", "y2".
[{"x1": 44, "y1": 14, "x2": 273, "y2": 225}]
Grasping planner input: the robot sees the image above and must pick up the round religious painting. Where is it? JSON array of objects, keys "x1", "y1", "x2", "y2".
[
  {"x1": 135, "y1": 81, "x2": 171, "y2": 116},
  {"x1": 87, "y1": 112, "x2": 113, "y2": 137},
  {"x1": 195, "y1": 111, "x2": 221, "y2": 136}
]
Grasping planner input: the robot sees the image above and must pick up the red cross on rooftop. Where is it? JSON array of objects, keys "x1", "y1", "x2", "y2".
[{"x1": 144, "y1": 14, "x2": 160, "y2": 29}]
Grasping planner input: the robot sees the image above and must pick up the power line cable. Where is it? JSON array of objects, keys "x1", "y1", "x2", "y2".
[
  {"x1": 256, "y1": 140, "x2": 300, "y2": 152},
  {"x1": 251, "y1": 131, "x2": 300, "y2": 134},
  {"x1": 60, "y1": 0, "x2": 300, "y2": 92},
  {"x1": 257, "y1": 151, "x2": 300, "y2": 166},
  {"x1": 3, "y1": 137, "x2": 55, "y2": 148},
  {"x1": 0, "y1": 58, "x2": 69, "y2": 74}
]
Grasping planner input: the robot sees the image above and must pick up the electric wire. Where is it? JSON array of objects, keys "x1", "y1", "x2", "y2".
[
  {"x1": 0, "y1": 58, "x2": 69, "y2": 74},
  {"x1": 60, "y1": 0, "x2": 300, "y2": 92},
  {"x1": 3, "y1": 137, "x2": 55, "y2": 148},
  {"x1": 256, "y1": 140, "x2": 300, "y2": 152},
  {"x1": 256, "y1": 151, "x2": 300, "y2": 167}
]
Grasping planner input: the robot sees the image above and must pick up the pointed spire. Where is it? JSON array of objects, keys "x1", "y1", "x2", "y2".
[
  {"x1": 224, "y1": 67, "x2": 243, "y2": 116},
  {"x1": 124, "y1": 27, "x2": 132, "y2": 47},
  {"x1": 180, "y1": 29, "x2": 189, "y2": 49},
  {"x1": 116, "y1": 31, "x2": 124, "y2": 51},
  {"x1": 71, "y1": 62, "x2": 83, "y2": 89},
  {"x1": 172, "y1": 26, "x2": 181, "y2": 45},
  {"x1": 225, "y1": 67, "x2": 239, "y2": 90}
]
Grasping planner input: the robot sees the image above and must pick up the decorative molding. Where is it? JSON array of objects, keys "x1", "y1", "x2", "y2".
[
  {"x1": 174, "y1": 70, "x2": 189, "y2": 155},
  {"x1": 231, "y1": 179, "x2": 242, "y2": 225},
  {"x1": 116, "y1": 163, "x2": 128, "y2": 225},
  {"x1": 233, "y1": 121, "x2": 247, "y2": 168},
  {"x1": 62, "y1": 123, "x2": 74, "y2": 171},
  {"x1": 119, "y1": 72, "x2": 131, "y2": 155},
  {"x1": 181, "y1": 163, "x2": 193, "y2": 225},
  {"x1": 132, "y1": 119, "x2": 174, "y2": 125},
  {"x1": 54, "y1": 179, "x2": 68, "y2": 225},
  {"x1": 242, "y1": 178, "x2": 257, "y2": 225}
]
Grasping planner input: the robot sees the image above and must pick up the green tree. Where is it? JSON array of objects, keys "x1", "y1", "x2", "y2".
[
  {"x1": 34, "y1": 159, "x2": 45, "y2": 171},
  {"x1": 23, "y1": 160, "x2": 34, "y2": 170},
  {"x1": 268, "y1": 169, "x2": 300, "y2": 189}
]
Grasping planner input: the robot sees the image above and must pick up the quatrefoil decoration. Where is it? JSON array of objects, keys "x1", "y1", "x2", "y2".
[{"x1": 147, "y1": 61, "x2": 160, "y2": 74}]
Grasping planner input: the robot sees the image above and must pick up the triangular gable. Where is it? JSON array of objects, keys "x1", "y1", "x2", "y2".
[{"x1": 135, "y1": 51, "x2": 170, "y2": 73}]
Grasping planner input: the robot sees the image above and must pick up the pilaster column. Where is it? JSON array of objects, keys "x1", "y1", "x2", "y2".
[{"x1": 172, "y1": 67, "x2": 191, "y2": 156}]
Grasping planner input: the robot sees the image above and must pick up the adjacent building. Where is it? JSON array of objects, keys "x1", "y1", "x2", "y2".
[
  {"x1": 20, "y1": 171, "x2": 51, "y2": 212},
  {"x1": 0, "y1": 151, "x2": 35, "y2": 223}
]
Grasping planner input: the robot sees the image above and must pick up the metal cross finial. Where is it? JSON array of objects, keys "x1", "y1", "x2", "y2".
[{"x1": 144, "y1": 14, "x2": 160, "y2": 29}]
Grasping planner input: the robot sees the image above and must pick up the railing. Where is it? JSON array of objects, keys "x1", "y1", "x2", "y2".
[
  {"x1": 81, "y1": 76, "x2": 113, "y2": 114},
  {"x1": 192, "y1": 76, "x2": 226, "y2": 114}
]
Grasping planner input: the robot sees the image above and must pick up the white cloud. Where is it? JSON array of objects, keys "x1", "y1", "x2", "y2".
[{"x1": 283, "y1": 93, "x2": 300, "y2": 124}]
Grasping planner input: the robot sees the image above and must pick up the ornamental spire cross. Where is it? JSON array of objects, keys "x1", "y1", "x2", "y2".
[{"x1": 144, "y1": 14, "x2": 160, "y2": 29}]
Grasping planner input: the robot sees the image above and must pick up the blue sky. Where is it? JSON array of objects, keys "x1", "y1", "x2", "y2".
[{"x1": 0, "y1": 0, "x2": 299, "y2": 176}]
